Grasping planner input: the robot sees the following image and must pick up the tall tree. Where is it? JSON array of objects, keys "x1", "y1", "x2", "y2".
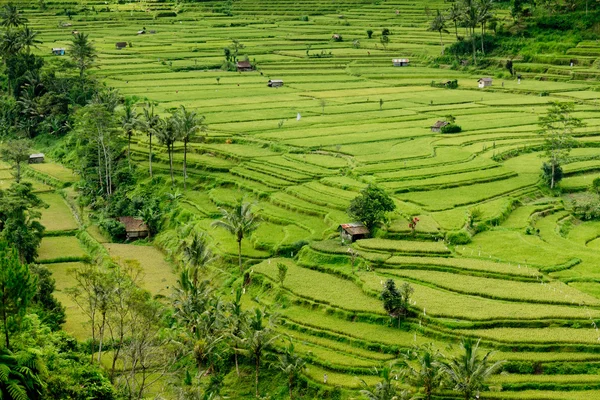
[
  {"x1": 0, "y1": 4, "x2": 27, "y2": 29},
  {"x1": 0, "y1": 138, "x2": 31, "y2": 183},
  {"x1": 441, "y1": 338, "x2": 504, "y2": 400},
  {"x1": 0, "y1": 242, "x2": 37, "y2": 349},
  {"x1": 120, "y1": 99, "x2": 139, "y2": 171},
  {"x1": 142, "y1": 103, "x2": 159, "y2": 178},
  {"x1": 428, "y1": 10, "x2": 449, "y2": 54},
  {"x1": 211, "y1": 200, "x2": 259, "y2": 274},
  {"x1": 227, "y1": 286, "x2": 248, "y2": 378},
  {"x1": 18, "y1": 26, "x2": 41, "y2": 54},
  {"x1": 447, "y1": 3, "x2": 462, "y2": 39},
  {"x1": 155, "y1": 116, "x2": 179, "y2": 186},
  {"x1": 460, "y1": 0, "x2": 479, "y2": 64},
  {"x1": 359, "y1": 364, "x2": 408, "y2": 400},
  {"x1": 69, "y1": 32, "x2": 96, "y2": 82},
  {"x1": 277, "y1": 342, "x2": 306, "y2": 400},
  {"x1": 173, "y1": 105, "x2": 206, "y2": 190},
  {"x1": 348, "y1": 184, "x2": 396, "y2": 231},
  {"x1": 538, "y1": 102, "x2": 584, "y2": 189},
  {"x1": 477, "y1": 0, "x2": 494, "y2": 55}
]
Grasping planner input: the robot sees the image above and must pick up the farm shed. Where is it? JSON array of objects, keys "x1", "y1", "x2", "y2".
[
  {"x1": 431, "y1": 120, "x2": 449, "y2": 133},
  {"x1": 478, "y1": 77, "x2": 492, "y2": 88},
  {"x1": 28, "y1": 153, "x2": 44, "y2": 164},
  {"x1": 392, "y1": 58, "x2": 409, "y2": 67},
  {"x1": 137, "y1": 30, "x2": 145, "y2": 35},
  {"x1": 115, "y1": 42, "x2": 128, "y2": 49},
  {"x1": 268, "y1": 79, "x2": 283, "y2": 87},
  {"x1": 51, "y1": 48, "x2": 65, "y2": 56},
  {"x1": 118, "y1": 216, "x2": 149, "y2": 240},
  {"x1": 236, "y1": 60, "x2": 252, "y2": 72},
  {"x1": 339, "y1": 223, "x2": 370, "y2": 242}
]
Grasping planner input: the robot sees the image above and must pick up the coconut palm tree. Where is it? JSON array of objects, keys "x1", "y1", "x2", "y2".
[
  {"x1": 18, "y1": 26, "x2": 41, "y2": 54},
  {"x1": 179, "y1": 230, "x2": 214, "y2": 284},
  {"x1": 141, "y1": 103, "x2": 160, "y2": 178},
  {"x1": 155, "y1": 116, "x2": 179, "y2": 186},
  {"x1": 69, "y1": 32, "x2": 96, "y2": 82},
  {"x1": 0, "y1": 4, "x2": 27, "y2": 29},
  {"x1": 120, "y1": 100, "x2": 139, "y2": 171},
  {"x1": 227, "y1": 286, "x2": 248, "y2": 378},
  {"x1": 476, "y1": 0, "x2": 494, "y2": 55},
  {"x1": 428, "y1": 10, "x2": 449, "y2": 55},
  {"x1": 0, "y1": 347, "x2": 45, "y2": 400},
  {"x1": 403, "y1": 343, "x2": 445, "y2": 400},
  {"x1": 359, "y1": 364, "x2": 409, "y2": 400},
  {"x1": 440, "y1": 337, "x2": 504, "y2": 400},
  {"x1": 277, "y1": 342, "x2": 306, "y2": 400},
  {"x1": 447, "y1": 3, "x2": 462, "y2": 39},
  {"x1": 211, "y1": 200, "x2": 259, "y2": 274},
  {"x1": 173, "y1": 105, "x2": 206, "y2": 190}
]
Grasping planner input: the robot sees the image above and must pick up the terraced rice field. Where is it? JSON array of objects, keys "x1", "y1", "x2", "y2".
[{"x1": 17, "y1": 0, "x2": 600, "y2": 397}]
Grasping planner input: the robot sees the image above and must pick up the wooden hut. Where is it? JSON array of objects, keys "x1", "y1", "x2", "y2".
[
  {"x1": 267, "y1": 79, "x2": 283, "y2": 87},
  {"x1": 28, "y1": 153, "x2": 44, "y2": 164},
  {"x1": 236, "y1": 60, "x2": 252, "y2": 72},
  {"x1": 431, "y1": 121, "x2": 449, "y2": 133},
  {"x1": 338, "y1": 223, "x2": 370, "y2": 243},
  {"x1": 115, "y1": 42, "x2": 128, "y2": 49},
  {"x1": 392, "y1": 58, "x2": 409, "y2": 67},
  {"x1": 478, "y1": 77, "x2": 492, "y2": 88},
  {"x1": 51, "y1": 48, "x2": 65, "y2": 56},
  {"x1": 118, "y1": 217, "x2": 149, "y2": 240}
]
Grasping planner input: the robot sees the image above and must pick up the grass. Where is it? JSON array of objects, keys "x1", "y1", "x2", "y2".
[
  {"x1": 37, "y1": 236, "x2": 88, "y2": 262},
  {"x1": 38, "y1": 192, "x2": 78, "y2": 232}
]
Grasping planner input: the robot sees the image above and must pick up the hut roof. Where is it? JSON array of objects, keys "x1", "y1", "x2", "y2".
[
  {"x1": 478, "y1": 77, "x2": 493, "y2": 82},
  {"x1": 237, "y1": 60, "x2": 252, "y2": 68},
  {"x1": 29, "y1": 153, "x2": 44, "y2": 159},
  {"x1": 339, "y1": 223, "x2": 369, "y2": 236},
  {"x1": 392, "y1": 58, "x2": 409, "y2": 63},
  {"x1": 432, "y1": 120, "x2": 449, "y2": 129},
  {"x1": 118, "y1": 217, "x2": 148, "y2": 233},
  {"x1": 116, "y1": 42, "x2": 128, "y2": 48}
]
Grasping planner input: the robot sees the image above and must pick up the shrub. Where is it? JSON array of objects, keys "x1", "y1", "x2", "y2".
[
  {"x1": 381, "y1": 28, "x2": 391, "y2": 36},
  {"x1": 441, "y1": 124, "x2": 462, "y2": 134},
  {"x1": 366, "y1": 29, "x2": 373, "y2": 38},
  {"x1": 99, "y1": 218, "x2": 126, "y2": 242},
  {"x1": 156, "y1": 11, "x2": 177, "y2": 18},
  {"x1": 446, "y1": 230, "x2": 472, "y2": 245},
  {"x1": 300, "y1": 15, "x2": 308, "y2": 21},
  {"x1": 571, "y1": 193, "x2": 600, "y2": 220}
]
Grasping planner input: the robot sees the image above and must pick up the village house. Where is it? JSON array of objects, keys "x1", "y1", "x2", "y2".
[
  {"x1": 28, "y1": 153, "x2": 44, "y2": 164},
  {"x1": 392, "y1": 58, "x2": 409, "y2": 67},
  {"x1": 339, "y1": 223, "x2": 370, "y2": 243},
  {"x1": 51, "y1": 48, "x2": 65, "y2": 56},
  {"x1": 431, "y1": 120, "x2": 449, "y2": 133},
  {"x1": 478, "y1": 77, "x2": 493, "y2": 88},
  {"x1": 118, "y1": 216, "x2": 149, "y2": 240},
  {"x1": 267, "y1": 79, "x2": 283, "y2": 87},
  {"x1": 236, "y1": 60, "x2": 253, "y2": 72}
]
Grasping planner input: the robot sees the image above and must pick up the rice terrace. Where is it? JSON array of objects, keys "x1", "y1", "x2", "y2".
[{"x1": 5, "y1": 0, "x2": 600, "y2": 398}]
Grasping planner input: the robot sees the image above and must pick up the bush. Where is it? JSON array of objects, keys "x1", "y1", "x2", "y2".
[
  {"x1": 381, "y1": 28, "x2": 391, "y2": 36},
  {"x1": 571, "y1": 193, "x2": 600, "y2": 220},
  {"x1": 446, "y1": 230, "x2": 472, "y2": 245},
  {"x1": 441, "y1": 124, "x2": 462, "y2": 134},
  {"x1": 156, "y1": 11, "x2": 177, "y2": 18},
  {"x1": 99, "y1": 218, "x2": 126, "y2": 242},
  {"x1": 300, "y1": 15, "x2": 309, "y2": 21}
]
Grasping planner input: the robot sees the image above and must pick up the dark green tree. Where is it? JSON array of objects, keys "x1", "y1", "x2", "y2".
[
  {"x1": 0, "y1": 241, "x2": 37, "y2": 349},
  {"x1": 277, "y1": 262, "x2": 288, "y2": 288},
  {"x1": 0, "y1": 4, "x2": 28, "y2": 29},
  {"x1": 173, "y1": 105, "x2": 206, "y2": 190},
  {"x1": 428, "y1": 10, "x2": 449, "y2": 54},
  {"x1": 403, "y1": 343, "x2": 445, "y2": 400},
  {"x1": 69, "y1": 32, "x2": 96, "y2": 82},
  {"x1": 382, "y1": 279, "x2": 402, "y2": 327},
  {"x1": 155, "y1": 116, "x2": 179, "y2": 186},
  {"x1": 120, "y1": 99, "x2": 139, "y2": 171},
  {"x1": 348, "y1": 184, "x2": 396, "y2": 230},
  {"x1": 277, "y1": 342, "x2": 306, "y2": 400}
]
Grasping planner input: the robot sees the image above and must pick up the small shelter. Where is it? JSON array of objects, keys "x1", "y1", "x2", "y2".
[
  {"x1": 51, "y1": 48, "x2": 65, "y2": 56},
  {"x1": 236, "y1": 60, "x2": 252, "y2": 72},
  {"x1": 392, "y1": 58, "x2": 409, "y2": 67},
  {"x1": 60, "y1": 22, "x2": 72, "y2": 27},
  {"x1": 115, "y1": 42, "x2": 128, "y2": 49},
  {"x1": 137, "y1": 30, "x2": 146, "y2": 35},
  {"x1": 118, "y1": 217, "x2": 149, "y2": 240},
  {"x1": 267, "y1": 79, "x2": 283, "y2": 87},
  {"x1": 478, "y1": 77, "x2": 493, "y2": 88},
  {"x1": 149, "y1": 30, "x2": 157, "y2": 34},
  {"x1": 28, "y1": 153, "x2": 44, "y2": 164},
  {"x1": 431, "y1": 120, "x2": 449, "y2": 133},
  {"x1": 71, "y1": 30, "x2": 79, "y2": 35},
  {"x1": 339, "y1": 223, "x2": 370, "y2": 243}
]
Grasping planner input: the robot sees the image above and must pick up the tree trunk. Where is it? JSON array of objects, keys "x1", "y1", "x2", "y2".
[
  {"x1": 183, "y1": 140, "x2": 188, "y2": 190},
  {"x1": 2, "y1": 306, "x2": 10, "y2": 349},
  {"x1": 235, "y1": 351, "x2": 240, "y2": 377},
  {"x1": 289, "y1": 375, "x2": 294, "y2": 400},
  {"x1": 128, "y1": 132, "x2": 132, "y2": 171},
  {"x1": 255, "y1": 355, "x2": 260, "y2": 397},
  {"x1": 238, "y1": 239, "x2": 243, "y2": 274},
  {"x1": 97, "y1": 311, "x2": 107, "y2": 364},
  {"x1": 439, "y1": 31, "x2": 444, "y2": 55},
  {"x1": 169, "y1": 143, "x2": 174, "y2": 186},
  {"x1": 454, "y1": 21, "x2": 458, "y2": 39},
  {"x1": 481, "y1": 23, "x2": 485, "y2": 55},
  {"x1": 148, "y1": 133, "x2": 153, "y2": 178},
  {"x1": 16, "y1": 162, "x2": 20, "y2": 183},
  {"x1": 551, "y1": 162, "x2": 555, "y2": 189},
  {"x1": 471, "y1": 27, "x2": 477, "y2": 64}
]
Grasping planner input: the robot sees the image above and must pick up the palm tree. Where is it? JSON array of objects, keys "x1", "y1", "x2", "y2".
[
  {"x1": 227, "y1": 286, "x2": 248, "y2": 378},
  {"x1": 440, "y1": 338, "x2": 504, "y2": 400},
  {"x1": 173, "y1": 105, "x2": 206, "y2": 190},
  {"x1": 0, "y1": 4, "x2": 27, "y2": 29},
  {"x1": 460, "y1": 0, "x2": 479, "y2": 64},
  {"x1": 0, "y1": 348, "x2": 45, "y2": 400},
  {"x1": 156, "y1": 116, "x2": 179, "y2": 186},
  {"x1": 359, "y1": 364, "x2": 409, "y2": 400},
  {"x1": 428, "y1": 10, "x2": 449, "y2": 55},
  {"x1": 477, "y1": 0, "x2": 494, "y2": 55},
  {"x1": 211, "y1": 201, "x2": 259, "y2": 274},
  {"x1": 69, "y1": 32, "x2": 96, "y2": 82},
  {"x1": 18, "y1": 26, "x2": 41, "y2": 54},
  {"x1": 447, "y1": 3, "x2": 462, "y2": 39},
  {"x1": 277, "y1": 342, "x2": 306, "y2": 400},
  {"x1": 403, "y1": 343, "x2": 445, "y2": 400},
  {"x1": 142, "y1": 103, "x2": 160, "y2": 178},
  {"x1": 179, "y1": 231, "x2": 214, "y2": 284},
  {"x1": 241, "y1": 308, "x2": 279, "y2": 398},
  {"x1": 120, "y1": 100, "x2": 139, "y2": 171}
]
